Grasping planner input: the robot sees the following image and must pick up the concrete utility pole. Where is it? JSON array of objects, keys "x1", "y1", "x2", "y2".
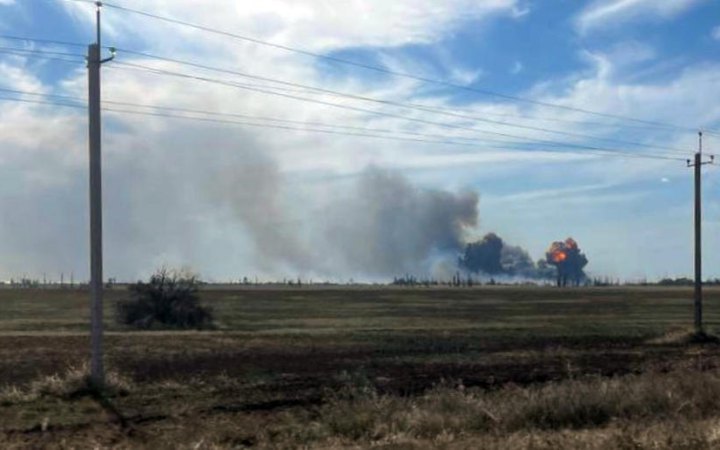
[
  {"x1": 687, "y1": 131, "x2": 713, "y2": 334},
  {"x1": 87, "y1": 1, "x2": 114, "y2": 387}
]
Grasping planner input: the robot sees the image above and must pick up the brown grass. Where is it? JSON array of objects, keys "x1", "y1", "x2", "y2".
[
  {"x1": 248, "y1": 368, "x2": 720, "y2": 447},
  {"x1": 4, "y1": 365, "x2": 720, "y2": 448},
  {"x1": 0, "y1": 363, "x2": 132, "y2": 405}
]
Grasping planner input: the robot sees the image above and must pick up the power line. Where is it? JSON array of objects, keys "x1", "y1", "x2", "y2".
[
  {"x1": 97, "y1": 1, "x2": 707, "y2": 132},
  {"x1": 113, "y1": 48, "x2": 675, "y2": 132},
  {"x1": 2, "y1": 86, "x2": 704, "y2": 159},
  {"x1": 0, "y1": 50, "x2": 695, "y2": 161},
  {"x1": 0, "y1": 94, "x2": 684, "y2": 162},
  {"x1": 0, "y1": 93, "x2": 687, "y2": 162},
  {"x1": 0, "y1": 34, "x2": 87, "y2": 48},
  {"x1": 4, "y1": 34, "x2": 719, "y2": 137},
  {"x1": 111, "y1": 48, "x2": 690, "y2": 154},
  {"x1": 0, "y1": 35, "x2": 694, "y2": 133},
  {"x1": 0, "y1": 51, "x2": 85, "y2": 64},
  {"x1": 0, "y1": 36, "x2": 320, "y2": 95},
  {"x1": 0, "y1": 94, "x2": 549, "y2": 150},
  {"x1": 0, "y1": 45, "x2": 83, "y2": 58},
  {"x1": 0, "y1": 87, "x2": 529, "y2": 146},
  {"x1": 0, "y1": 48, "x2": 86, "y2": 64},
  {"x1": 0, "y1": 95, "x2": 85, "y2": 110},
  {"x1": 0, "y1": 86, "x2": 644, "y2": 151},
  {"x1": 105, "y1": 61, "x2": 693, "y2": 159},
  {"x1": 112, "y1": 54, "x2": 332, "y2": 96},
  {"x1": 2, "y1": 35, "x2": 636, "y2": 127},
  {"x1": 0, "y1": 52, "x2": 84, "y2": 65}
]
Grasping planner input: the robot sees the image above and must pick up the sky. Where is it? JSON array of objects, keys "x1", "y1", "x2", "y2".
[{"x1": 0, "y1": 0, "x2": 719, "y2": 282}]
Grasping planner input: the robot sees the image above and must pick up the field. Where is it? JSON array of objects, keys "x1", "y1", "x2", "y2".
[{"x1": 2, "y1": 286, "x2": 720, "y2": 448}]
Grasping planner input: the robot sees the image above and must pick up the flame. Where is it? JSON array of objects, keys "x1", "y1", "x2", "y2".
[{"x1": 547, "y1": 240, "x2": 575, "y2": 265}]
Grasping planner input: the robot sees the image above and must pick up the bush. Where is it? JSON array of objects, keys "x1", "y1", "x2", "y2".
[{"x1": 116, "y1": 268, "x2": 213, "y2": 329}]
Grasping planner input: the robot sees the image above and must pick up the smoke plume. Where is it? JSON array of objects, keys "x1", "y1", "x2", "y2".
[
  {"x1": 460, "y1": 233, "x2": 539, "y2": 278},
  {"x1": 500, "y1": 244, "x2": 537, "y2": 278},
  {"x1": 214, "y1": 164, "x2": 479, "y2": 279},
  {"x1": 459, "y1": 233, "x2": 504, "y2": 275},
  {"x1": 322, "y1": 167, "x2": 478, "y2": 276},
  {"x1": 211, "y1": 155, "x2": 310, "y2": 272}
]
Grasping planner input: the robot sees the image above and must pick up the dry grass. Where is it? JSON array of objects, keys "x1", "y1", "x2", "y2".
[
  {"x1": 648, "y1": 326, "x2": 720, "y2": 345},
  {"x1": 0, "y1": 363, "x2": 132, "y2": 405},
  {"x1": 238, "y1": 368, "x2": 720, "y2": 448},
  {"x1": 4, "y1": 365, "x2": 720, "y2": 448}
]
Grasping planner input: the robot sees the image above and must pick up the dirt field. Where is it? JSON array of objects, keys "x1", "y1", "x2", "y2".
[{"x1": 2, "y1": 286, "x2": 720, "y2": 448}]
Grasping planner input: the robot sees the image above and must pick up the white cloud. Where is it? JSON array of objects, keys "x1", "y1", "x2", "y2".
[
  {"x1": 511, "y1": 5, "x2": 531, "y2": 18},
  {"x1": 448, "y1": 67, "x2": 484, "y2": 85},
  {"x1": 532, "y1": 61, "x2": 720, "y2": 136},
  {"x1": 576, "y1": 0, "x2": 704, "y2": 33},
  {"x1": 510, "y1": 61, "x2": 523, "y2": 75},
  {"x1": 0, "y1": 0, "x2": 15, "y2": 5},
  {"x1": 576, "y1": 42, "x2": 656, "y2": 81},
  {"x1": 0, "y1": 62, "x2": 44, "y2": 93},
  {"x1": 63, "y1": 0, "x2": 518, "y2": 52}
]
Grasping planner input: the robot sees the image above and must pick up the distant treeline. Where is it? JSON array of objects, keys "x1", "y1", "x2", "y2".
[
  {"x1": 390, "y1": 275, "x2": 720, "y2": 288},
  {"x1": 3, "y1": 275, "x2": 720, "y2": 289},
  {"x1": 653, "y1": 277, "x2": 720, "y2": 286}
]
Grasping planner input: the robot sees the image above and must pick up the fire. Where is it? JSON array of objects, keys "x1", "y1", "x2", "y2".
[
  {"x1": 552, "y1": 251, "x2": 567, "y2": 263},
  {"x1": 547, "y1": 241, "x2": 567, "y2": 263},
  {"x1": 545, "y1": 237, "x2": 589, "y2": 287}
]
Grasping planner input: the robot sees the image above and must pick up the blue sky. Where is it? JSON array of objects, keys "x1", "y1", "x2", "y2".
[{"x1": 0, "y1": 0, "x2": 719, "y2": 282}]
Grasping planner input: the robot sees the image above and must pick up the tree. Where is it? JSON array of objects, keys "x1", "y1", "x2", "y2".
[{"x1": 116, "y1": 268, "x2": 213, "y2": 329}]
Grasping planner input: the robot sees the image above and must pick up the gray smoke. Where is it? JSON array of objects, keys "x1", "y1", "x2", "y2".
[
  {"x1": 460, "y1": 233, "x2": 550, "y2": 279},
  {"x1": 0, "y1": 112, "x2": 480, "y2": 281},
  {"x1": 322, "y1": 167, "x2": 479, "y2": 277},
  {"x1": 210, "y1": 155, "x2": 310, "y2": 272},
  {"x1": 500, "y1": 244, "x2": 536, "y2": 277},
  {"x1": 213, "y1": 164, "x2": 479, "y2": 278}
]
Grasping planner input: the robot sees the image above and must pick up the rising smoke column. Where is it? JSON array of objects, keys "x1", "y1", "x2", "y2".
[
  {"x1": 546, "y1": 238, "x2": 589, "y2": 287},
  {"x1": 323, "y1": 167, "x2": 479, "y2": 277},
  {"x1": 213, "y1": 163, "x2": 479, "y2": 279}
]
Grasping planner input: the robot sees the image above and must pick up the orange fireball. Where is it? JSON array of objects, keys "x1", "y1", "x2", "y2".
[{"x1": 552, "y1": 251, "x2": 567, "y2": 263}]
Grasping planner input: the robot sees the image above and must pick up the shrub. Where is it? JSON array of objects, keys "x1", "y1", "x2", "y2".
[{"x1": 116, "y1": 268, "x2": 213, "y2": 329}]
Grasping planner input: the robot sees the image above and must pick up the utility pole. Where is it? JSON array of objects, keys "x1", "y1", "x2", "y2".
[
  {"x1": 687, "y1": 131, "x2": 713, "y2": 334},
  {"x1": 87, "y1": 1, "x2": 114, "y2": 387}
]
